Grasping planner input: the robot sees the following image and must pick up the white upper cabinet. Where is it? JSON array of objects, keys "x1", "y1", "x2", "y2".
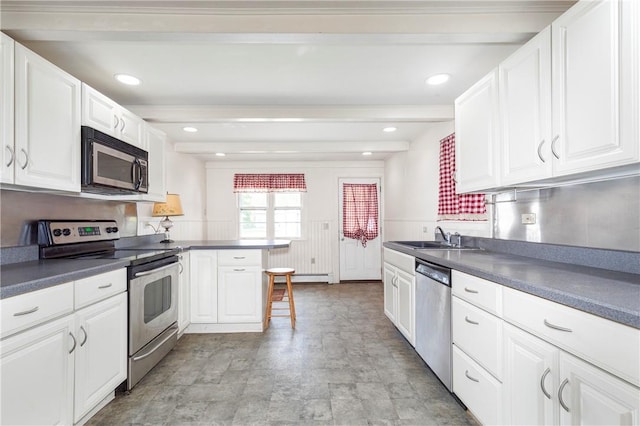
[
  {"x1": 140, "y1": 123, "x2": 166, "y2": 202},
  {"x1": 499, "y1": 27, "x2": 553, "y2": 185},
  {"x1": 455, "y1": 70, "x2": 501, "y2": 193},
  {"x1": 82, "y1": 83, "x2": 144, "y2": 149},
  {"x1": 0, "y1": 33, "x2": 14, "y2": 185},
  {"x1": 551, "y1": 0, "x2": 639, "y2": 176},
  {"x1": 14, "y1": 44, "x2": 81, "y2": 192}
]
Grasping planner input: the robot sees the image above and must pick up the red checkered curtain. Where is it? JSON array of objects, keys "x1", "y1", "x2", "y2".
[
  {"x1": 233, "y1": 174, "x2": 307, "y2": 192},
  {"x1": 437, "y1": 134, "x2": 487, "y2": 221},
  {"x1": 342, "y1": 183, "x2": 379, "y2": 247}
]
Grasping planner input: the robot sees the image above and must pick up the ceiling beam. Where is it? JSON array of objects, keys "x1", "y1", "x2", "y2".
[{"x1": 174, "y1": 140, "x2": 410, "y2": 153}]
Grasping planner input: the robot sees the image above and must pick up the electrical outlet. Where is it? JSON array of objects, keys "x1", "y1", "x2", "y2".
[
  {"x1": 422, "y1": 226, "x2": 428, "y2": 233},
  {"x1": 521, "y1": 213, "x2": 536, "y2": 225},
  {"x1": 311, "y1": 257, "x2": 316, "y2": 264}
]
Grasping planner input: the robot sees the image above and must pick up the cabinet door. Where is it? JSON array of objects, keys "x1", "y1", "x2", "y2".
[
  {"x1": 218, "y1": 266, "x2": 262, "y2": 323},
  {"x1": 499, "y1": 26, "x2": 553, "y2": 185},
  {"x1": 383, "y1": 263, "x2": 397, "y2": 324},
  {"x1": 118, "y1": 107, "x2": 144, "y2": 149},
  {"x1": 559, "y1": 351, "x2": 640, "y2": 426},
  {"x1": 396, "y1": 269, "x2": 414, "y2": 345},
  {"x1": 455, "y1": 69, "x2": 500, "y2": 193},
  {"x1": 503, "y1": 323, "x2": 558, "y2": 426},
  {"x1": 1, "y1": 33, "x2": 14, "y2": 184},
  {"x1": 141, "y1": 124, "x2": 166, "y2": 202},
  {"x1": 73, "y1": 293, "x2": 127, "y2": 422},
  {"x1": 0, "y1": 315, "x2": 74, "y2": 426},
  {"x1": 81, "y1": 83, "x2": 118, "y2": 137},
  {"x1": 552, "y1": 0, "x2": 639, "y2": 176},
  {"x1": 190, "y1": 250, "x2": 218, "y2": 323},
  {"x1": 178, "y1": 252, "x2": 191, "y2": 333},
  {"x1": 14, "y1": 44, "x2": 80, "y2": 192}
]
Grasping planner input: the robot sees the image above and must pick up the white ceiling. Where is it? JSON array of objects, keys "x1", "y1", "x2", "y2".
[{"x1": 1, "y1": 0, "x2": 576, "y2": 162}]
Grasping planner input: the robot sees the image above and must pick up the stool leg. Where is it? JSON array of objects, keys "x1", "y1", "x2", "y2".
[
  {"x1": 264, "y1": 273, "x2": 275, "y2": 329},
  {"x1": 286, "y1": 274, "x2": 296, "y2": 328}
]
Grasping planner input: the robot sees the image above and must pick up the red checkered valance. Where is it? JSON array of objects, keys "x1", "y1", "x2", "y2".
[
  {"x1": 342, "y1": 183, "x2": 379, "y2": 247},
  {"x1": 233, "y1": 173, "x2": 307, "y2": 193},
  {"x1": 437, "y1": 133, "x2": 488, "y2": 221}
]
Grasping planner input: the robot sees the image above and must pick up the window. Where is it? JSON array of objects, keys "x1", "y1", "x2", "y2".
[{"x1": 239, "y1": 192, "x2": 302, "y2": 239}]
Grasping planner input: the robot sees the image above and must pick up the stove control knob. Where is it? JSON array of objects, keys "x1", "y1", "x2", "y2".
[
  {"x1": 53, "y1": 229, "x2": 62, "y2": 237},
  {"x1": 62, "y1": 228, "x2": 71, "y2": 236},
  {"x1": 108, "y1": 226, "x2": 118, "y2": 234}
]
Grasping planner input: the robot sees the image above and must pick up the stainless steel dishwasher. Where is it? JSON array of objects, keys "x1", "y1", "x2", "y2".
[{"x1": 415, "y1": 258, "x2": 452, "y2": 392}]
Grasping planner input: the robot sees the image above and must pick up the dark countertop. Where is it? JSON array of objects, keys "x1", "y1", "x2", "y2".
[
  {"x1": 0, "y1": 239, "x2": 290, "y2": 300},
  {"x1": 384, "y1": 241, "x2": 640, "y2": 329},
  {"x1": 0, "y1": 258, "x2": 130, "y2": 299}
]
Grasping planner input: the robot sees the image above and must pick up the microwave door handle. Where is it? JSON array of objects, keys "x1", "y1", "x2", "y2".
[
  {"x1": 132, "y1": 158, "x2": 141, "y2": 190},
  {"x1": 137, "y1": 160, "x2": 144, "y2": 189}
]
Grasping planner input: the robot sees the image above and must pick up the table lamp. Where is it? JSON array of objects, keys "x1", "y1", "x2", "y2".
[{"x1": 152, "y1": 194, "x2": 184, "y2": 243}]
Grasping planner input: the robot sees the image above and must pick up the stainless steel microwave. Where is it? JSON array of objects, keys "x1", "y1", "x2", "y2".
[{"x1": 81, "y1": 126, "x2": 148, "y2": 194}]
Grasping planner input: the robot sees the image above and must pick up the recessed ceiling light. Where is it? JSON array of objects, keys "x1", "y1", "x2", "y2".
[
  {"x1": 426, "y1": 74, "x2": 450, "y2": 85},
  {"x1": 114, "y1": 74, "x2": 141, "y2": 86},
  {"x1": 383, "y1": 127, "x2": 397, "y2": 133},
  {"x1": 183, "y1": 126, "x2": 198, "y2": 133},
  {"x1": 362, "y1": 152, "x2": 373, "y2": 156},
  {"x1": 215, "y1": 152, "x2": 226, "y2": 157}
]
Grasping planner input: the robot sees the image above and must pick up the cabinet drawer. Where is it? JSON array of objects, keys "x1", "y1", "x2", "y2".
[
  {"x1": 75, "y1": 269, "x2": 127, "y2": 309},
  {"x1": 452, "y1": 296, "x2": 503, "y2": 380},
  {"x1": 453, "y1": 345, "x2": 502, "y2": 426},
  {"x1": 503, "y1": 286, "x2": 640, "y2": 387},
  {"x1": 1, "y1": 283, "x2": 74, "y2": 339},
  {"x1": 217, "y1": 250, "x2": 262, "y2": 266},
  {"x1": 452, "y1": 270, "x2": 502, "y2": 316},
  {"x1": 383, "y1": 248, "x2": 415, "y2": 275}
]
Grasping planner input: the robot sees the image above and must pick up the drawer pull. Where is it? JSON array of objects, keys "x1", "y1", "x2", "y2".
[
  {"x1": 233, "y1": 268, "x2": 246, "y2": 272},
  {"x1": 13, "y1": 306, "x2": 39, "y2": 316},
  {"x1": 558, "y1": 378, "x2": 570, "y2": 412},
  {"x1": 69, "y1": 332, "x2": 77, "y2": 354},
  {"x1": 98, "y1": 283, "x2": 113, "y2": 289},
  {"x1": 540, "y1": 367, "x2": 551, "y2": 399},
  {"x1": 465, "y1": 370, "x2": 480, "y2": 383},
  {"x1": 233, "y1": 256, "x2": 246, "y2": 259},
  {"x1": 464, "y1": 287, "x2": 479, "y2": 294},
  {"x1": 543, "y1": 319, "x2": 572, "y2": 333},
  {"x1": 464, "y1": 316, "x2": 479, "y2": 325}
]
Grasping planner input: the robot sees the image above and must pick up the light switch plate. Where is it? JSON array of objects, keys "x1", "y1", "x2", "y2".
[{"x1": 521, "y1": 213, "x2": 536, "y2": 224}]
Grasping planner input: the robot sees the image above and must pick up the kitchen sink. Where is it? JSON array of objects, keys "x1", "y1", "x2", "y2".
[{"x1": 390, "y1": 241, "x2": 480, "y2": 250}]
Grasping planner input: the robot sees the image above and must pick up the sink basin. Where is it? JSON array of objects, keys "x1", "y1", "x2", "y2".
[{"x1": 391, "y1": 241, "x2": 480, "y2": 250}]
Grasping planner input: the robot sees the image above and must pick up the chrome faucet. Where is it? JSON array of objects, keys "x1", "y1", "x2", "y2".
[{"x1": 435, "y1": 226, "x2": 451, "y2": 245}]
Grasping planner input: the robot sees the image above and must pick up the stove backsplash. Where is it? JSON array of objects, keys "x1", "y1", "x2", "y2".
[
  {"x1": 0, "y1": 190, "x2": 138, "y2": 247},
  {"x1": 493, "y1": 175, "x2": 639, "y2": 252}
]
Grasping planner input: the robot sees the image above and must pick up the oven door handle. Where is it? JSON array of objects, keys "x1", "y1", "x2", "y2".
[{"x1": 134, "y1": 263, "x2": 177, "y2": 277}]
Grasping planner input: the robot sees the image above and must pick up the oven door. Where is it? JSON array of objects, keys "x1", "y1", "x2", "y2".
[
  {"x1": 92, "y1": 142, "x2": 148, "y2": 192},
  {"x1": 129, "y1": 261, "x2": 179, "y2": 356}
]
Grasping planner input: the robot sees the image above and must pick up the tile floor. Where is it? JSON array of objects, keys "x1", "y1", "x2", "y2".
[{"x1": 87, "y1": 282, "x2": 475, "y2": 426}]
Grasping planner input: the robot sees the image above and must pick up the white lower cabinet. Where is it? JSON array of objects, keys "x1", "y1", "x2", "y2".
[
  {"x1": 218, "y1": 266, "x2": 262, "y2": 323},
  {"x1": 190, "y1": 250, "x2": 218, "y2": 323},
  {"x1": 0, "y1": 269, "x2": 127, "y2": 425},
  {"x1": 1, "y1": 315, "x2": 75, "y2": 426},
  {"x1": 73, "y1": 292, "x2": 127, "y2": 423},
  {"x1": 382, "y1": 248, "x2": 415, "y2": 345}
]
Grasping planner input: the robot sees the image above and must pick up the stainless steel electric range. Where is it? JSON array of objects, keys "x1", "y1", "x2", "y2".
[{"x1": 38, "y1": 219, "x2": 180, "y2": 390}]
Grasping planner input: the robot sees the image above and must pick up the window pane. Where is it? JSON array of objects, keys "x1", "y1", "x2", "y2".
[
  {"x1": 274, "y1": 193, "x2": 301, "y2": 207},
  {"x1": 275, "y1": 222, "x2": 301, "y2": 238},
  {"x1": 274, "y1": 209, "x2": 301, "y2": 222},
  {"x1": 239, "y1": 193, "x2": 268, "y2": 207},
  {"x1": 239, "y1": 209, "x2": 267, "y2": 238}
]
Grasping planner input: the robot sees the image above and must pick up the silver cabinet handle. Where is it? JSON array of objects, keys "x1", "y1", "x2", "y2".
[
  {"x1": 551, "y1": 135, "x2": 560, "y2": 159},
  {"x1": 464, "y1": 287, "x2": 478, "y2": 294},
  {"x1": 544, "y1": 319, "x2": 572, "y2": 332},
  {"x1": 69, "y1": 332, "x2": 77, "y2": 354},
  {"x1": 113, "y1": 115, "x2": 120, "y2": 130},
  {"x1": 233, "y1": 256, "x2": 246, "y2": 259},
  {"x1": 179, "y1": 262, "x2": 184, "y2": 274},
  {"x1": 98, "y1": 283, "x2": 112, "y2": 289},
  {"x1": 465, "y1": 370, "x2": 480, "y2": 383},
  {"x1": 464, "y1": 316, "x2": 479, "y2": 325},
  {"x1": 5, "y1": 145, "x2": 13, "y2": 167},
  {"x1": 19, "y1": 148, "x2": 29, "y2": 169},
  {"x1": 540, "y1": 367, "x2": 551, "y2": 399},
  {"x1": 558, "y1": 378, "x2": 570, "y2": 412},
  {"x1": 120, "y1": 118, "x2": 126, "y2": 132},
  {"x1": 537, "y1": 140, "x2": 546, "y2": 163},
  {"x1": 13, "y1": 306, "x2": 39, "y2": 316},
  {"x1": 233, "y1": 268, "x2": 246, "y2": 272},
  {"x1": 79, "y1": 325, "x2": 88, "y2": 347}
]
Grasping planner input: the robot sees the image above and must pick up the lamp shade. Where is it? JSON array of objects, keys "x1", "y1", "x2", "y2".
[{"x1": 152, "y1": 194, "x2": 184, "y2": 217}]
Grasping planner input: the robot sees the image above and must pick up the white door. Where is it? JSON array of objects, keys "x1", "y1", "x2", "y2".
[{"x1": 339, "y1": 178, "x2": 381, "y2": 281}]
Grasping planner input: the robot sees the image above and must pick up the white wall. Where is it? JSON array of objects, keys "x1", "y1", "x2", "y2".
[
  {"x1": 206, "y1": 161, "x2": 384, "y2": 282},
  {"x1": 138, "y1": 141, "x2": 207, "y2": 240},
  {"x1": 384, "y1": 121, "x2": 491, "y2": 241}
]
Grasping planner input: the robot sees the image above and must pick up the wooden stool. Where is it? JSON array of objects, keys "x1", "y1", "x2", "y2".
[{"x1": 264, "y1": 268, "x2": 296, "y2": 329}]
